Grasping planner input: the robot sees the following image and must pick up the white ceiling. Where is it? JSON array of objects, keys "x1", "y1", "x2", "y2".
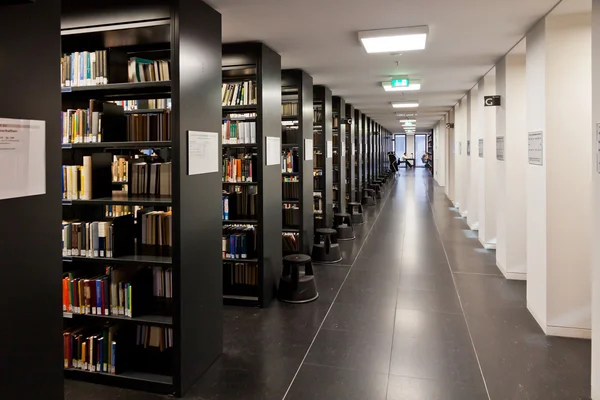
[{"x1": 206, "y1": 0, "x2": 562, "y2": 133}]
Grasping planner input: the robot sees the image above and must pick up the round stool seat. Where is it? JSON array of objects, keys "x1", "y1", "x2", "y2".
[
  {"x1": 347, "y1": 202, "x2": 361, "y2": 206},
  {"x1": 334, "y1": 212, "x2": 351, "y2": 218},
  {"x1": 316, "y1": 228, "x2": 337, "y2": 235},
  {"x1": 283, "y1": 254, "x2": 312, "y2": 264}
]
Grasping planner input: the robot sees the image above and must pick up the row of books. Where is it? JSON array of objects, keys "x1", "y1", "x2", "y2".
[
  {"x1": 222, "y1": 120, "x2": 256, "y2": 144},
  {"x1": 282, "y1": 129, "x2": 299, "y2": 145},
  {"x1": 61, "y1": 50, "x2": 108, "y2": 87},
  {"x1": 283, "y1": 206, "x2": 300, "y2": 228},
  {"x1": 314, "y1": 151, "x2": 324, "y2": 168},
  {"x1": 222, "y1": 186, "x2": 258, "y2": 220},
  {"x1": 62, "y1": 158, "x2": 92, "y2": 200},
  {"x1": 281, "y1": 150, "x2": 299, "y2": 173},
  {"x1": 140, "y1": 211, "x2": 173, "y2": 251},
  {"x1": 61, "y1": 104, "x2": 102, "y2": 144},
  {"x1": 222, "y1": 81, "x2": 257, "y2": 106},
  {"x1": 111, "y1": 99, "x2": 171, "y2": 111},
  {"x1": 127, "y1": 111, "x2": 172, "y2": 142},
  {"x1": 136, "y1": 325, "x2": 173, "y2": 352},
  {"x1": 222, "y1": 225, "x2": 257, "y2": 259},
  {"x1": 282, "y1": 102, "x2": 299, "y2": 116},
  {"x1": 224, "y1": 262, "x2": 258, "y2": 286},
  {"x1": 152, "y1": 267, "x2": 173, "y2": 300},
  {"x1": 63, "y1": 324, "x2": 119, "y2": 373},
  {"x1": 112, "y1": 156, "x2": 128, "y2": 183},
  {"x1": 105, "y1": 205, "x2": 138, "y2": 218},
  {"x1": 128, "y1": 57, "x2": 171, "y2": 83},
  {"x1": 130, "y1": 161, "x2": 172, "y2": 196},
  {"x1": 62, "y1": 219, "x2": 120, "y2": 258},
  {"x1": 282, "y1": 180, "x2": 300, "y2": 201},
  {"x1": 223, "y1": 155, "x2": 256, "y2": 183},
  {"x1": 282, "y1": 232, "x2": 299, "y2": 254}
]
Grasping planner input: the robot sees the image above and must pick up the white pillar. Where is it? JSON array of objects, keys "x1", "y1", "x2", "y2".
[
  {"x1": 592, "y1": 0, "x2": 600, "y2": 395},
  {"x1": 434, "y1": 119, "x2": 446, "y2": 187},
  {"x1": 454, "y1": 97, "x2": 468, "y2": 214},
  {"x1": 445, "y1": 109, "x2": 455, "y2": 202},
  {"x1": 467, "y1": 86, "x2": 479, "y2": 230},
  {"x1": 526, "y1": 11, "x2": 592, "y2": 338},
  {"x1": 477, "y1": 71, "x2": 497, "y2": 249},
  {"x1": 496, "y1": 47, "x2": 527, "y2": 280}
]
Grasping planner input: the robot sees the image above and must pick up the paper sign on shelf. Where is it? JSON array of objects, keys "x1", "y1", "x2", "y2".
[
  {"x1": 0, "y1": 118, "x2": 46, "y2": 201},
  {"x1": 305, "y1": 139, "x2": 313, "y2": 161},
  {"x1": 266, "y1": 136, "x2": 281, "y2": 165},
  {"x1": 326, "y1": 140, "x2": 333, "y2": 158},
  {"x1": 528, "y1": 131, "x2": 543, "y2": 166},
  {"x1": 187, "y1": 131, "x2": 218, "y2": 175}
]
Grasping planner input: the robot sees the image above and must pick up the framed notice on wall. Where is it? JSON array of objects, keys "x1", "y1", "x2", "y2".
[
  {"x1": 496, "y1": 136, "x2": 505, "y2": 161},
  {"x1": 478, "y1": 139, "x2": 483, "y2": 158},
  {"x1": 528, "y1": 131, "x2": 543, "y2": 166}
]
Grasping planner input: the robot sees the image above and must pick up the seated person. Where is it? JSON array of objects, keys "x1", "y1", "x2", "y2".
[
  {"x1": 401, "y1": 153, "x2": 412, "y2": 168},
  {"x1": 388, "y1": 152, "x2": 399, "y2": 173}
]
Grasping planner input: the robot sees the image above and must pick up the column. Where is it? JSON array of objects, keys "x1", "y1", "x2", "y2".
[
  {"x1": 526, "y1": 12, "x2": 591, "y2": 338},
  {"x1": 477, "y1": 71, "x2": 497, "y2": 249},
  {"x1": 593, "y1": 0, "x2": 600, "y2": 395},
  {"x1": 496, "y1": 47, "x2": 527, "y2": 280},
  {"x1": 445, "y1": 109, "x2": 455, "y2": 201},
  {"x1": 467, "y1": 86, "x2": 480, "y2": 230},
  {"x1": 434, "y1": 118, "x2": 446, "y2": 187},
  {"x1": 454, "y1": 96, "x2": 468, "y2": 214}
]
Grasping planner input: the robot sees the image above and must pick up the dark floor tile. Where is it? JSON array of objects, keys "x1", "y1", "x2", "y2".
[
  {"x1": 396, "y1": 287, "x2": 462, "y2": 314},
  {"x1": 305, "y1": 328, "x2": 393, "y2": 373},
  {"x1": 390, "y1": 336, "x2": 483, "y2": 386},
  {"x1": 393, "y1": 309, "x2": 471, "y2": 346},
  {"x1": 354, "y1": 255, "x2": 403, "y2": 273},
  {"x1": 336, "y1": 280, "x2": 399, "y2": 308},
  {"x1": 454, "y1": 273, "x2": 526, "y2": 316},
  {"x1": 186, "y1": 352, "x2": 299, "y2": 400},
  {"x1": 323, "y1": 301, "x2": 396, "y2": 335},
  {"x1": 386, "y1": 375, "x2": 487, "y2": 400},
  {"x1": 286, "y1": 364, "x2": 388, "y2": 400},
  {"x1": 397, "y1": 270, "x2": 453, "y2": 291},
  {"x1": 344, "y1": 266, "x2": 400, "y2": 285}
]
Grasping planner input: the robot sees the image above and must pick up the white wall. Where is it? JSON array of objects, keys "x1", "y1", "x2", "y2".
[
  {"x1": 527, "y1": 11, "x2": 592, "y2": 338},
  {"x1": 454, "y1": 97, "x2": 468, "y2": 213},
  {"x1": 467, "y1": 86, "x2": 480, "y2": 230},
  {"x1": 592, "y1": 0, "x2": 600, "y2": 395},
  {"x1": 496, "y1": 49, "x2": 527, "y2": 280},
  {"x1": 446, "y1": 109, "x2": 455, "y2": 201},
  {"x1": 406, "y1": 135, "x2": 415, "y2": 159},
  {"x1": 434, "y1": 119, "x2": 446, "y2": 187}
]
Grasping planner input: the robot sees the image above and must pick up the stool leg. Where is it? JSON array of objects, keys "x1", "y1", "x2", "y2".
[
  {"x1": 325, "y1": 235, "x2": 331, "y2": 254},
  {"x1": 291, "y1": 264, "x2": 299, "y2": 290},
  {"x1": 305, "y1": 261, "x2": 314, "y2": 276}
]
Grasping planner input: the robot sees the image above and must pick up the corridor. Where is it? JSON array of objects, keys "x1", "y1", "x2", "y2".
[{"x1": 65, "y1": 169, "x2": 591, "y2": 400}]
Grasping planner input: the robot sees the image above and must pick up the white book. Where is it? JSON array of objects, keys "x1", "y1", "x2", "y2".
[{"x1": 82, "y1": 156, "x2": 92, "y2": 200}]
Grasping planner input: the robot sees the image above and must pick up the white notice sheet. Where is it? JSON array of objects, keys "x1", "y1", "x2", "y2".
[
  {"x1": 326, "y1": 140, "x2": 333, "y2": 158},
  {"x1": 0, "y1": 118, "x2": 45, "y2": 200},
  {"x1": 266, "y1": 136, "x2": 281, "y2": 165},
  {"x1": 187, "y1": 131, "x2": 219, "y2": 175},
  {"x1": 304, "y1": 139, "x2": 313, "y2": 161}
]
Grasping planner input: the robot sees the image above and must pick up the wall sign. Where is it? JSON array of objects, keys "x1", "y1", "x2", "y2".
[
  {"x1": 188, "y1": 131, "x2": 219, "y2": 175},
  {"x1": 484, "y1": 95, "x2": 501, "y2": 107},
  {"x1": 478, "y1": 139, "x2": 483, "y2": 158},
  {"x1": 467, "y1": 140, "x2": 470, "y2": 156},
  {"x1": 496, "y1": 136, "x2": 505, "y2": 161},
  {"x1": 0, "y1": 118, "x2": 46, "y2": 200},
  {"x1": 266, "y1": 136, "x2": 281, "y2": 165},
  {"x1": 528, "y1": 131, "x2": 543, "y2": 166}
]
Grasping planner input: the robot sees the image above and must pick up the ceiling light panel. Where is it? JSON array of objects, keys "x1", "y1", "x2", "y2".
[
  {"x1": 358, "y1": 26, "x2": 428, "y2": 53},
  {"x1": 382, "y1": 81, "x2": 421, "y2": 91},
  {"x1": 392, "y1": 102, "x2": 419, "y2": 108}
]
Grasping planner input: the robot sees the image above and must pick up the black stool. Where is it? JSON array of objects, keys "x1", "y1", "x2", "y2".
[
  {"x1": 311, "y1": 228, "x2": 342, "y2": 263},
  {"x1": 278, "y1": 254, "x2": 318, "y2": 303},
  {"x1": 362, "y1": 189, "x2": 376, "y2": 206},
  {"x1": 347, "y1": 202, "x2": 365, "y2": 224},
  {"x1": 334, "y1": 213, "x2": 354, "y2": 241},
  {"x1": 370, "y1": 182, "x2": 383, "y2": 199}
]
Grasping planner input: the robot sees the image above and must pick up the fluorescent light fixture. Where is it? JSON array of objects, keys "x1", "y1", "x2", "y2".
[
  {"x1": 392, "y1": 102, "x2": 419, "y2": 108},
  {"x1": 358, "y1": 26, "x2": 428, "y2": 53},
  {"x1": 400, "y1": 119, "x2": 416, "y2": 123},
  {"x1": 382, "y1": 81, "x2": 421, "y2": 91},
  {"x1": 402, "y1": 121, "x2": 415, "y2": 126}
]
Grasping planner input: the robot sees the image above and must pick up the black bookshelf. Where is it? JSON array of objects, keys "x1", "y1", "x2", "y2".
[
  {"x1": 313, "y1": 85, "x2": 334, "y2": 230},
  {"x1": 60, "y1": 0, "x2": 223, "y2": 397},
  {"x1": 374, "y1": 122, "x2": 381, "y2": 178},
  {"x1": 428, "y1": 129, "x2": 434, "y2": 175},
  {"x1": 361, "y1": 114, "x2": 369, "y2": 188},
  {"x1": 332, "y1": 96, "x2": 346, "y2": 214},
  {"x1": 345, "y1": 103, "x2": 356, "y2": 203},
  {"x1": 281, "y1": 69, "x2": 314, "y2": 256},
  {"x1": 355, "y1": 110, "x2": 364, "y2": 201},
  {"x1": 0, "y1": 2, "x2": 62, "y2": 399},
  {"x1": 222, "y1": 42, "x2": 282, "y2": 308}
]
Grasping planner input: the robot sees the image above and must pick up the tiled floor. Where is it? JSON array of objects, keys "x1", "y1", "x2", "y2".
[{"x1": 64, "y1": 169, "x2": 591, "y2": 400}]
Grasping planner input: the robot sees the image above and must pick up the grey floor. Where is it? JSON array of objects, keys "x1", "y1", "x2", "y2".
[{"x1": 65, "y1": 168, "x2": 591, "y2": 400}]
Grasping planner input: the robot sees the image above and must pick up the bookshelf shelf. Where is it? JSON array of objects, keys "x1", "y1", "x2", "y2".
[
  {"x1": 345, "y1": 103, "x2": 355, "y2": 203},
  {"x1": 313, "y1": 85, "x2": 333, "y2": 230},
  {"x1": 62, "y1": 141, "x2": 172, "y2": 150},
  {"x1": 61, "y1": 81, "x2": 172, "y2": 97},
  {"x1": 59, "y1": 1, "x2": 223, "y2": 397},
  {"x1": 63, "y1": 254, "x2": 172, "y2": 265},
  {"x1": 222, "y1": 42, "x2": 282, "y2": 308},
  {"x1": 64, "y1": 368, "x2": 173, "y2": 394},
  {"x1": 64, "y1": 312, "x2": 173, "y2": 327},
  {"x1": 62, "y1": 195, "x2": 172, "y2": 206}
]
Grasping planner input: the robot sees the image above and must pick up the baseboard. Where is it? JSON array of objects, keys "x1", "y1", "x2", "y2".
[
  {"x1": 546, "y1": 325, "x2": 591, "y2": 340},
  {"x1": 527, "y1": 306, "x2": 591, "y2": 339},
  {"x1": 468, "y1": 222, "x2": 479, "y2": 231},
  {"x1": 498, "y1": 265, "x2": 526, "y2": 281},
  {"x1": 460, "y1": 210, "x2": 468, "y2": 218},
  {"x1": 483, "y1": 242, "x2": 496, "y2": 250}
]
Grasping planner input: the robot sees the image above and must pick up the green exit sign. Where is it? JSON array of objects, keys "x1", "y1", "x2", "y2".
[{"x1": 391, "y1": 78, "x2": 410, "y2": 88}]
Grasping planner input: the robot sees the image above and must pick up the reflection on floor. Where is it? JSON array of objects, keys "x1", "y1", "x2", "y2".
[{"x1": 64, "y1": 169, "x2": 591, "y2": 400}]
